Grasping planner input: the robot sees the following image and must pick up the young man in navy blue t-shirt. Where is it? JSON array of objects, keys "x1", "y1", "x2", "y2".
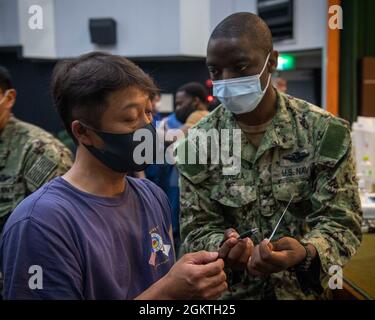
[{"x1": 0, "y1": 52, "x2": 227, "y2": 300}]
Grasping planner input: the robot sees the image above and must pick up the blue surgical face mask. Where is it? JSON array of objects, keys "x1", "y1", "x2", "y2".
[{"x1": 212, "y1": 52, "x2": 272, "y2": 115}]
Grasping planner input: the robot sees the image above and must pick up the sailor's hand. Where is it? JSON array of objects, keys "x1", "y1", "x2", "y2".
[
  {"x1": 219, "y1": 228, "x2": 254, "y2": 271},
  {"x1": 247, "y1": 237, "x2": 310, "y2": 276}
]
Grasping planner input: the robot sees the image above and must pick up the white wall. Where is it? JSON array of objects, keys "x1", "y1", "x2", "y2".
[
  {"x1": 11, "y1": 0, "x2": 211, "y2": 59},
  {"x1": 17, "y1": 0, "x2": 56, "y2": 58},
  {"x1": 209, "y1": 0, "x2": 327, "y2": 53},
  {"x1": 0, "y1": 0, "x2": 20, "y2": 46},
  {"x1": 180, "y1": 0, "x2": 210, "y2": 57},
  {"x1": 274, "y1": 0, "x2": 327, "y2": 52},
  {"x1": 1, "y1": 0, "x2": 328, "y2": 59},
  {"x1": 209, "y1": 0, "x2": 257, "y2": 33},
  {"x1": 54, "y1": 0, "x2": 181, "y2": 58}
]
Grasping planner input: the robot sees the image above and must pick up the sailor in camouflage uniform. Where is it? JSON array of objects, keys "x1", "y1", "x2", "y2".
[
  {"x1": 0, "y1": 66, "x2": 73, "y2": 231},
  {"x1": 176, "y1": 13, "x2": 362, "y2": 299}
]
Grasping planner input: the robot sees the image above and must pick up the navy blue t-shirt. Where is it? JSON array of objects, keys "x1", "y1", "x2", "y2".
[{"x1": 0, "y1": 176, "x2": 175, "y2": 299}]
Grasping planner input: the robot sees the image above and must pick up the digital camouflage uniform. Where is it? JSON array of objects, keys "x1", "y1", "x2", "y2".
[
  {"x1": 176, "y1": 90, "x2": 363, "y2": 300},
  {"x1": 0, "y1": 116, "x2": 73, "y2": 231}
]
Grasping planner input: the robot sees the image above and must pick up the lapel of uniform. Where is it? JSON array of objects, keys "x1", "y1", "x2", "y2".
[
  {"x1": 220, "y1": 107, "x2": 257, "y2": 166},
  {"x1": 254, "y1": 90, "x2": 297, "y2": 164}
]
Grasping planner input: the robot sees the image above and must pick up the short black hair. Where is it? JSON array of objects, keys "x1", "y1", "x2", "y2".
[
  {"x1": 51, "y1": 52, "x2": 157, "y2": 143},
  {"x1": 177, "y1": 82, "x2": 208, "y2": 104},
  {"x1": 0, "y1": 66, "x2": 13, "y2": 92},
  {"x1": 209, "y1": 12, "x2": 273, "y2": 55}
]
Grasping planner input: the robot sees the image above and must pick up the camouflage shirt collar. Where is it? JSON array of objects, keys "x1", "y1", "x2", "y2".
[
  {"x1": 221, "y1": 89, "x2": 296, "y2": 163},
  {"x1": 269, "y1": 90, "x2": 296, "y2": 149},
  {"x1": 0, "y1": 115, "x2": 17, "y2": 139}
]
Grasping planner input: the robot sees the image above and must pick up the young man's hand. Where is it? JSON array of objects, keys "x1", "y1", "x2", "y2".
[
  {"x1": 164, "y1": 251, "x2": 227, "y2": 300},
  {"x1": 218, "y1": 228, "x2": 254, "y2": 271},
  {"x1": 247, "y1": 237, "x2": 316, "y2": 277},
  {"x1": 137, "y1": 251, "x2": 227, "y2": 300}
]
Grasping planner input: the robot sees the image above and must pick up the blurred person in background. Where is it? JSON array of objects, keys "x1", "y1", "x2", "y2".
[
  {"x1": 158, "y1": 82, "x2": 209, "y2": 133},
  {"x1": 151, "y1": 82, "x2": 209, "y2": 248},
  {"x1": 0, "y1": 66, "x2": 73, "y2": 232},
  {"x1": 175, "y1": 82, "x2": 209, "y2": 131},
  {"x1": 151, "y1": 91, "x2": 162, "y2": 125},
  {"x1": 273, "y1": 77, "x2": 288, "y2": 93}
]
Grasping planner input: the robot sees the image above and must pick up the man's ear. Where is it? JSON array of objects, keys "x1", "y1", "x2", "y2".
[
  {"x1": 71, "y1": 120, "x2": 95, "y2": 146},
  {"x1": 2, "y1": 89, "x2": 16, "y2": 110},
  {"x1": 269, "y1": 50, "x2": 279, "y2": 74}
]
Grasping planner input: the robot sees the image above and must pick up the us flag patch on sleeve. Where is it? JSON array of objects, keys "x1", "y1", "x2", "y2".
[{"x1": 25, "y1": 155, "x2": 58, "y2": 188}]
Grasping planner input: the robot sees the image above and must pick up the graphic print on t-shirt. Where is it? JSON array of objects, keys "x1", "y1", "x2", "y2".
[{"x1": 148, "y1": 226, "x2": 171, "y2": 267}]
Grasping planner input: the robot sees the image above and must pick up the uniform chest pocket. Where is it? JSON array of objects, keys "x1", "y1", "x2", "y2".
[
  {"x1": 272, "y1": 179, "x2": 313, "y2": 219},
  {"x1": 210, "y1": 178, "x2": 257, "y2": 227},
  {"x1": 210, "y1": 179, "x2": 257, "y2": 208}
]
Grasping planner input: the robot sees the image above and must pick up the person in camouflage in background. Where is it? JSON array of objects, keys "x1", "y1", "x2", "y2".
[
  {"x1": 176, "y1": 13, "x2": 362, "y2": 299},
  {"x1": 0, "y1": 66, "x2": 73, "y2": 231}
]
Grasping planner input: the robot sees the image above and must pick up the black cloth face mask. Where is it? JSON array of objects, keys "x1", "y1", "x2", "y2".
[{"x1": 81, "y1": 122, "x2": 157, "y2": 173}]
